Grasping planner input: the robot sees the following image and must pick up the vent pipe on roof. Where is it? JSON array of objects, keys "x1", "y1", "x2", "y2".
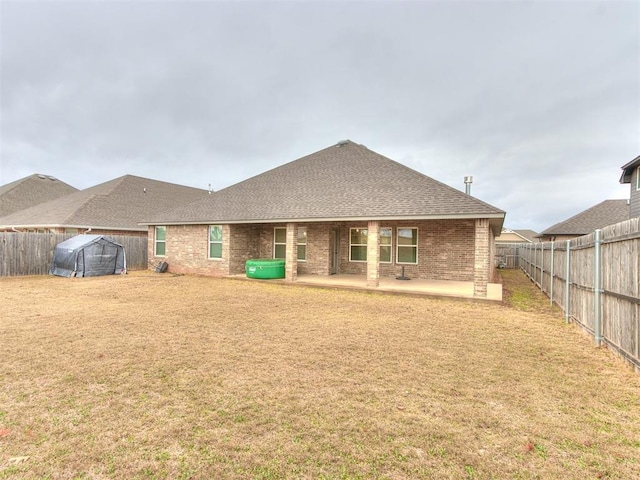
[{"x1": 464, "y1": 176, "x2": 473, "y2": 195}]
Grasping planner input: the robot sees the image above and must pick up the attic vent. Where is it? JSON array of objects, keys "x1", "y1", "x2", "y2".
[{"x1": 337, "y1": 140, "x2": 349, "y2": 147}]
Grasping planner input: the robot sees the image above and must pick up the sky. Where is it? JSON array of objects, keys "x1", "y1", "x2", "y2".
[{"x1": 1, "y1": 0, "x2": 638, "y2": 233}]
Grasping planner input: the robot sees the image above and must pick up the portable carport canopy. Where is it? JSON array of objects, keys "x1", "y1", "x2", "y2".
[{"x1": 50, "y1": 234, "x2": 126, "y2": 277}]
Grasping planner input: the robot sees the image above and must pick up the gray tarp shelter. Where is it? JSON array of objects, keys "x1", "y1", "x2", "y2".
[{"x1": 50, "y1": 235, "x2": 126, "y2": 277}]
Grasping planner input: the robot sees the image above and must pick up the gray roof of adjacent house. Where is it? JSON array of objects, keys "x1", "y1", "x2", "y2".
[
  {"x1": 142, "y1": 140, "x2": 505, "y2": 233},
  {"x1": 0, "y1": 174, "x2": 78, "y2": 217},
  {"x1": 539, "y1": 199, "x2": 630, "y2": 237},
  {"x1": 0, "y1": 175, "x2": 208, "y2": 231},
  {"x1": 620, "y1": 154, "x2": 640, "y2": 184}
]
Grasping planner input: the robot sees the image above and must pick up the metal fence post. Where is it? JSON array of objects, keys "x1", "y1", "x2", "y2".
[
  {"x1": 540, "y1": 242, "x2": 544, "y2": 292},
  {"x1": 565, "y1": 240, "x2": 571, "y2": 324},
  {"x1": 550, "y1": 241, "x2": 554, "y2": 305},
  {"x1": 594, "y1": 229, "x2": 602, "y2": 347}
]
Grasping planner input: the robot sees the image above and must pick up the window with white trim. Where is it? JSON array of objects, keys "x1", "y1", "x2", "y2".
[
  {"x1": 274, "y1": 227, "x2": 286, "y2": 259},
  {"x1": 636, "y1": 166, "x2": 640, "y2": 191},
  {"x1": 380, "y1": 228, "x2": 392, "y2": 263},
  {"x1": 397, "y1": 227, "x2": 418, "y2": 264},
  {"x1": 297, "y1": 227, "x2": 307, "y2": 261},
  {"x1": 350, "y1": 228, "x2": 368, "y2": 262},
  {"x1": 208, "y1": 225, "x2": 223, "y2": 259},
  {"x1": 155, "y1": 226, "x2": 166, "y2": 256}
]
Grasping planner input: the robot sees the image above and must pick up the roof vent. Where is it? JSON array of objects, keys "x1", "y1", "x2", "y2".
[
  {"x1": 48, "y1": 176, "x2": 56, "y2": 181},
  {"x1": 37, "y1": 174, "x2": 46, "y2": 179},
  {"x1": 464, "y1": 176, "x2": 473, "y2": 195},
  {"x1": 337, "y1": 140, "x2": 349, "y2": 147}
]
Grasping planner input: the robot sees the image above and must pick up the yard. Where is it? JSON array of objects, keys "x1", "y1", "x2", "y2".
[{"x1": 1, "y1": 270, "x2": 639, "y2": 479}]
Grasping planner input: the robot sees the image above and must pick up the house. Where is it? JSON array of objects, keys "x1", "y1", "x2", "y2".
[
  {"x1": 0, "y1": 174, "x2": 78, "y2": 218},
  {"x1": 495, "y1": 228, "x2": 538, "y2": 244},
  {"x1": 141, "y1": 140, "x2": 506, "y2": 298},
  {"x1": 537, "y1": 199, "x2": 630, "y2": 242},
  {"x1": 619, "y1": 154, "x2": 640, "y2": 218},
  {"x1": 0, "y1": 175, "x2": 208, "y2": 236}
]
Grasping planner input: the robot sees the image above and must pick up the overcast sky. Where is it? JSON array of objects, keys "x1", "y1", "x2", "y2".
[{"x1": 1, "y1": 0, "x2": 638, "y2": 232}]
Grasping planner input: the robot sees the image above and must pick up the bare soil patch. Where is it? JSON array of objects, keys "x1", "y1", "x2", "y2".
[{"x1": 1, "y1": 270, "x2": 639, "y2": 479}]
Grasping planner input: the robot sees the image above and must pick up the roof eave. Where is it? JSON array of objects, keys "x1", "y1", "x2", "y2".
[{"x1": 141, "y1": 212, "x2": 505, "y2": 226}]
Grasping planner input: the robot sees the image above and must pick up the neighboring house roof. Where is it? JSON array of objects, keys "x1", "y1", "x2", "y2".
[
  {"x1": 539, "y1": 199, "x2": 630, "y2": 237},
  {"x1": 141, "y1": 140, "x2": 505, "y2": 233},
  {"x1": 496, "y1": 228, "x2": 538, "y2": 243},
  {"x1": 0, "y1": 174, "x2": 78, "y2": 217},
  {"x1": 0, "y1": 175, "x2": 208, "y2": 231},
  {"x1": 619, "y1": 154, "x2": 640, "y2": 184}
]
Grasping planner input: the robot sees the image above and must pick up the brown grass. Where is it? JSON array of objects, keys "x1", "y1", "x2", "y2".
[{"x1": 1, "y1": 269, "x2": 639, "y2": 479}]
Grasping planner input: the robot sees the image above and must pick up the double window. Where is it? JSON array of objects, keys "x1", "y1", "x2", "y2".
[
  {"x1": 349, "y1": 226, "x2": 418, "y2": 264},
  {"x1": 273, "y1": 227, "x2": 308, "y2": 261},
  {"x1": 208, "y1": 225, "x2": 223, "y2": 259},
  {"x1": 155, "y1": 226, "x2": 166, "y2": 256}
]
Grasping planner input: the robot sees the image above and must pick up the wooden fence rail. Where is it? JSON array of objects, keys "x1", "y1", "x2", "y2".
[
  {"x1": 516, "y1": 217, "x2": 640, "y2": 370},
  {"x1": 0, "y1": 233, "x2": 148, "y2": 277}
]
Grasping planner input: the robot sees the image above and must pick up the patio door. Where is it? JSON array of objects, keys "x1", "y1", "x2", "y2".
[{"x1": 330, "y1": 229, "x2": 339, "y2": 275}]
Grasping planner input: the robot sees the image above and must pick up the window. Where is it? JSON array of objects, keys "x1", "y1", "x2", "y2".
[
  {"x1": 380, "y1": 228, "x2": 392, "y2": 263},
  {"x1": 155, "y1": 226, "x2": 166, "y2": 256},
  {"x1": 274, "y1": 227, "x2": 286, "y2": 259},
  {"x1": 350, "y1": 228, "x2": 368, "y2": 262},
  {"x1": 65, "y1": 228, "x2": 79, "y2": 235},
  {"x1": 297, "y1": 227, "x2": 307, "y2": 261},
  {"x1": 636, "y1": 166, "x2": 640, "y2": 191},
  {"x1": 208, "y1": 225, "x2": 223, "y2": 259},
  {"x1": 397, "y1": 227, "x2": 418, "y2": 264}
]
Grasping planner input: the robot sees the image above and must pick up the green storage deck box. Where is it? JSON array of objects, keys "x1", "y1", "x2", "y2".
[{"x1": 245, "y1": 259, "x2": 286, "y2": 279}]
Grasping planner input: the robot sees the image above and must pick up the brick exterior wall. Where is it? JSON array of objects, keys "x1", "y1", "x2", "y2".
[{"x1": 148, "y1": 218, "x2": 487, "y2": 284}]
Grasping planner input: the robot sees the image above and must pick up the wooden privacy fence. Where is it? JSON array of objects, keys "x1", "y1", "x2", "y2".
[
  {"x1": 517, "y1": 217, "x2": 640, "y2": 370},
  {"x1": 0, "y1": 232, "x2": 148, "y2": 277}
]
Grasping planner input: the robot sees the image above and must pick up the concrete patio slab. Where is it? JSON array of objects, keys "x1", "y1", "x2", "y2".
[{"x1": 228, "y1": 273, "x2": 503, "y2": 302}]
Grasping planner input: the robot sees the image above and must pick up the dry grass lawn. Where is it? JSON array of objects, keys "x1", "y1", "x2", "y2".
[{"x1": 1, "y1": 269, "x2": 639, "y2": 479}]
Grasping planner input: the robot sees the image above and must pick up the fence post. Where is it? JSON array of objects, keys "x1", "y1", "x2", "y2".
[
  {"x1": 594, "y1": 229, "x2": 602, "y2": 347},
  {"x1": 540, "y1": 242, "x2": 544, "y2": 292},
  {"x1": 565, "y1": 240, "x2": 571, "y2": 324},
  {"x1": 550, "y1": 241, "x2": 554, "y2": 305}
]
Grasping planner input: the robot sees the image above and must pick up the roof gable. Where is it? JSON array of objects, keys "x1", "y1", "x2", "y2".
[
  {"x1": 540, "y1": 199, "x2": 630, "y2": 236},
  {"x1": 0, "y1": 175, "x2": 207, "y2": 231},
  {"x1": 143, "y1": 141, "x2": 505, "y2": 229},
  {"x1": 620, "y1": 154, "x2": 640, "y2": 184},
  {"x1": 0, "y1": 174, "x2": 78, "y2": 217}
]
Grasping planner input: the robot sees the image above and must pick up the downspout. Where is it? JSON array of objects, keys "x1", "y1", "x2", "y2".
[{"x1": 83, "y1": 227, "x2": 92, "y2": 234}]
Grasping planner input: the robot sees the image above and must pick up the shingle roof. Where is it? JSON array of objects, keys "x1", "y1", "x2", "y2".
[
  {"x1": 0, "y1": 174, "x2": 78, "y2": 217},
  {"x1": 142, "y1": 140, "x2": 505, "y2": 232},
  {"x1": 0, "y1": 175, "x2": 207, "y2": 231},
  {"x1": 540, "y1": 199, "x2": 630, "y2": 236}
]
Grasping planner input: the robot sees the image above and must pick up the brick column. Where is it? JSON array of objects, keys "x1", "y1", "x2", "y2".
[
  {"x1": 285, "y1": 223, "x2": 298, "y2": 282},
  {"x1": 367, "y1": 220, "x2": 380, "y2": 287},
  {"x1": 474, "y1": 218, "x2": 490, "y2": 298}
]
